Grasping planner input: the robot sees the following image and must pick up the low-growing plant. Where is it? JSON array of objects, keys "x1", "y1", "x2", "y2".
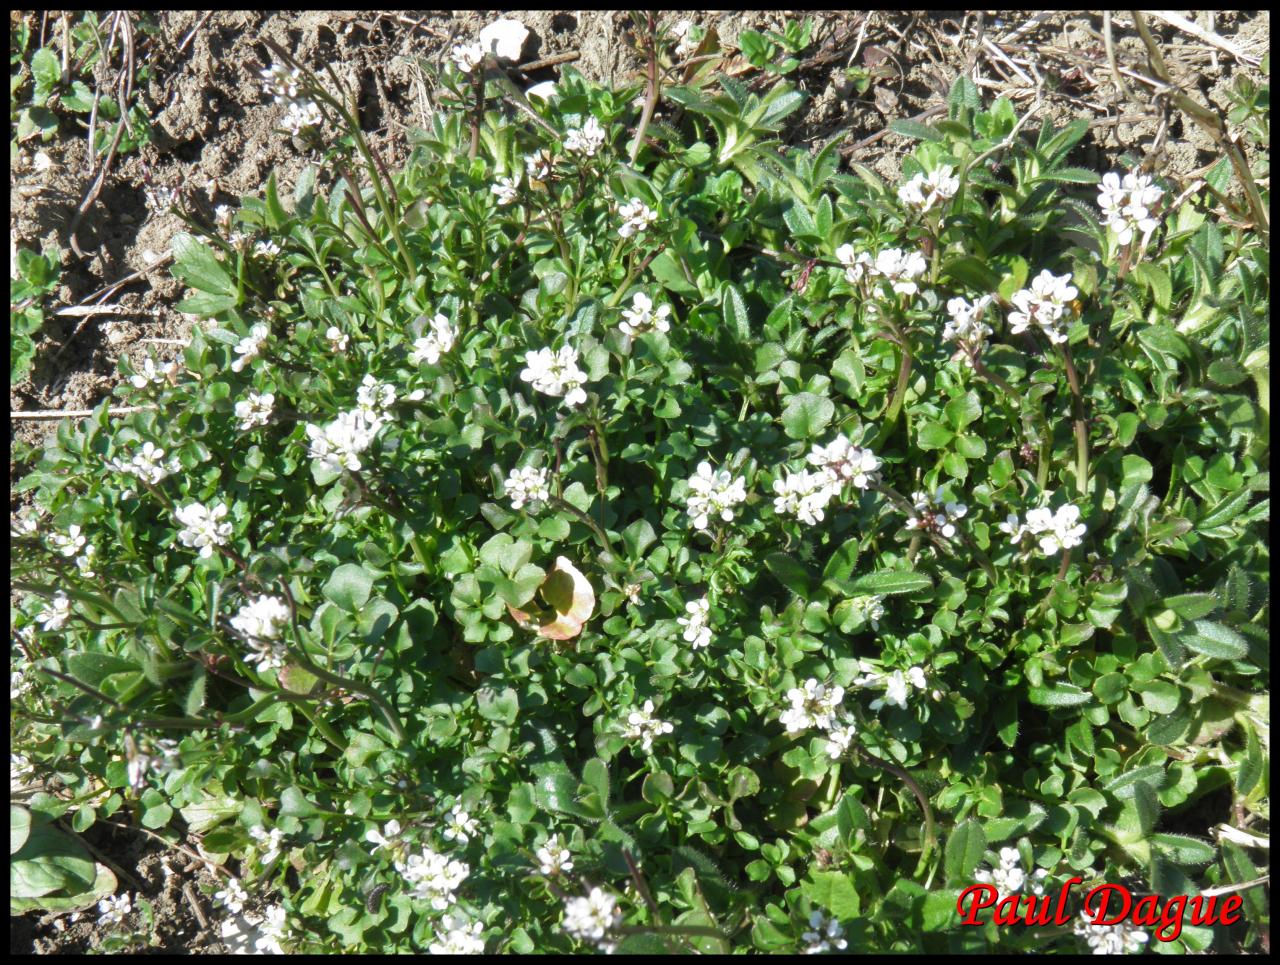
[
  {"x1": 10, "y1": 24, "x2": 1269, "y2": 955},
  {"x1": 10, "y1": 245, "x2": 60, "y2": 382}
]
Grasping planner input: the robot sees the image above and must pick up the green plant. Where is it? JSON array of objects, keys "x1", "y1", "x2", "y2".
[
  {"x1": 10, "y1": 30, "x2": 1269, "y2": 956},
  {"x1": 10, "y1": 246, "x2": 60, "y2": 382},
  {"x1": 738, "y1": 18, "x2": 814, "y2": 76}
]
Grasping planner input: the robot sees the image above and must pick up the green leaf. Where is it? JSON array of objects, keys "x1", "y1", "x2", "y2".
[
  {"x1": 279, "y1": 786, "x2": 319, "y2": 818},
  {"x1": 476, "y1": 686, "x2": 519, "y2": 725},
  {"x1": 889, "y1": 118, "x2": 943, "y2": 142},
  {"x1": 66, "y1": 652, "x2": 140, "y2": 689},
  {"x1": 323, "y1": 563, "x2": 374, "y2": 612},
  {"x1": 1131, "y1": 779, "x2": 1161, "y2": 837},
  {"x1": 847, "y1": 570, "x2": 933, "y2": 596},
  {"x1": 11, "y1": 805, "x2": 32, "y2": 856},
  {"x1": 1180, "y1": 620, "x2": 1248, "y2": 660},
  {"x1": 1092, "y1": 672, "x2": 1127, "y2": 704},
  {"x1": 30, "y1": 48, "x2": 61, "y2": 102},
  {"x1": 10, "y1": 826, "x2": 96, "y2": 899},
  {"x1": 802, "y1": 870, "x2": 861, "y2": 919},
  {"x1": 171, "y1": 233, "x2": 237, "y2": 297},
  {"x1": 1162, "y1": 593, "x2": 1219, "y2": 621},
  {"x1": 780, "y1": 392, "x2": 834, "y2": 440},
  {"x1": 580, "y1": 758, "x2": 611, "y2": 810},
  {"x1": 721, "y1": 282, "x2": 752, "y2": 343},
  {"x1": 944, "y1": 818, "x2": 986, "y2": 883},
  {"x1": 1027, "y1": 683, "x2": 1091, "y2": 707},
  {"x1": 1135, "y1": 680, "x2": 1181, "y2": 715},
  {"x1": 1236, "y1": 725, "x2": 1263, "y2": 797},
  {"x1": 1150, "y1": 833, "x2": 1215, "y2": 866},
  {"x1": 916, "y1": 421, "x2": 954, "y2": 450},
  {"x1": 944, "y1": 392, "x2": 982, "y2": 431},
  {"x1": 1132, "y1": 264, "x2": 1172, "y2": 311},
  {"x1": 765, "y1": 552, "x2": 811, "y2": 597}
]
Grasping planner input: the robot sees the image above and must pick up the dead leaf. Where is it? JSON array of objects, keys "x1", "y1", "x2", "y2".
[{"x1": 507, "y1": 556, "x2": 596, "y2": 640}]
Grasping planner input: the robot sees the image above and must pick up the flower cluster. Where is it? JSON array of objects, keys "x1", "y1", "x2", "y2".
[
  {"x1": 491, "y1": 174, "x2": 519, "y2": 205},
  {"x1": 129, "y1": 356, "x2": 177, "y2": 389},
  {"x1": 409, "y1": 314, "x2": 457, "y2": 365},
  {"x1": 837, "y1": 245, "x2": 927, "y2": 296},
  {"x1": 451, "y1": 42, "x2": 485, "y2": 74},
  {"x1": 213, "y1": 877, "x2": 249, "y2": 915},
  {"x1": 231, "y1": 323, "x2": 270, "y2": 373},
  {"x1": 48, "y1": 524, "x2": 86, "y2": 557},
  {"x1": 845, "y1": 594, "x2": 886, "y2": 630},
  {"x1": 525, "y1": 151, "x2": 553, "y2": 182},
  {"x1": 898, "y1": 165, "x2": 959, "y2": 213},
  {"x1": 999, "y1": 499, "x2": 1087, "y2": 556},
  {"x1": 366, "y1": 819, "x2": 403, "y2": 856},
  {"x1": 248, "y1": 825, "x2": 285, "y2": 865},
  {"x1": 974, "y1": 847, "x2": 1049, "y2": 897},
  {"x1": 1074, "y1": 910, "x2": 1151, "y2": 955},
  {"x1": 779, "y1": 678, "x2": 845, "y2": 734},
  {"x1": 684, "y1": 461, "x2": 748, "y2": 531},
  {"x1": 306, "y1": 408, "x2": 384, "y2": 474},
  {"x1": 905, "y1": 489, "x2": 967, "y2": 539},
  {"x1": 561, "y1": 887, "x2": 622, "y2": 951},
  {"x1": 520, "y1": 346, "x2": 589, "y2": 407},
  {"x1": 261, "y1": 62, "x2": 323, "y2": 134},
  {"x1": 1097, "y1": 170, "x2": 1163, "y2": 246},
  {"x1": 107, "y1": 440, "x2": 182, "y2": 484},
  {"x1": 1007, "y1": 269, "x2": 1077, "y2": 345},
  {"x1": 175, "y1": 502, "x2": 232, "y2": 558},
  {"x1": 943, "y1": 294, "x2": 995, "y2": 362},
  {"x1": 427, "y1": 911, "x2": 486, "y2": 955},
  {"x1": 619, "y1": 292, "x2": 672, "y2": 336},
  {"x1": 772, "y1": 468, "x2": 840, "y2": 526},
  {"x1": 801, "y1": 909, "x2": 848, "y2": 954},
  {"x1": 852, "y1": 664, "x2": 929, "y2": 711},
  {"x1": 229, "y1": 595, "x2": 291, "y2": 672},
  {"x1": 395, "y1": 846, "x2": 470, "y2": 911},
  {"x1": 324, "y1": 326, "x2": 349, "y2": 351},
  {"x1": 504, "y1": 465, "x2": 552, "y2": 510},
  {"x1": 38, "y1": 592, "x2": 72, "y2": 631},
  {"x1": 622, "y1": 699, "x2": 674, "y2": 753},
  {"x1": 564, "y1": 117, "x2": 606, "y2": 156},
  {"x1": 617, "y1": 198, "x2": 657, "y2": 238},
  {"x1": 254, "y1": 905, "x2": 290, "y2": 954},
  {"x1": 807, "y1": 435, "x2": 881, "y2": 490},
  {"x1": 97, "y1": 892, "x2": 133, "y2": 926},
  {"x1": 536, "y1": 834, "x2": 573, "y2": 875},
  {"x1": 676, "y1": 596, "x2": 713, "y2": 650},
  {"x1": 441, "y1": 803, "x2": 480, "y2": 846},
  {"x1": 234, "y1": 391, "x2": 275, "y2": 431}
]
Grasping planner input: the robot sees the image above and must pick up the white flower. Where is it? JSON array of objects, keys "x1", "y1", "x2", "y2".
[
  {"x1": 1007, "y1": 269, "x2": 1077, "y2": 345},
  {"x1": 213, "y1": 877, "x2": 249, "y2": 915},
  {"x1": 519, "y1": 346, "x2": 590, "y2": 407},
  {"x1": 536, "y1": 834, "x2": 574, "y2": 876},
  {"x1": 504, "y1": 465, "x2": 552, "y2": 510},
  {"x1": 366, "y1": 819, "x2": 403, "y2": 854},
  {"x1": 48, "y1": 524, "x2": 86, "y2": 557},
  {"x1": 229, "y1": 595, "x2": 290, "y2": 673},
  {"x1": 617, "y1": 198, "x2": 657, "y2": 239},
  {"x1": 248, "y1": 825, "x2": 285, "y2": 865},
  {"x1": 451, "y1": 42, "x2": 485, "y2": 74},
  {"x1": 394, "y1": 846, "x2": 470, "y2": 910},
  {"x1": 145, "y1": 184, "x2": 180, "y2": 215},
  {"x1": 561, "y1": 887, "x2": 622, "y2": 947},
  {"x1": 618, "y1": 292, "x2": 672, "y2": 336},
  {"x1": 324, "y1": 326, "x2": 349, "y2": 351},
  {"x1": 1075, "y1": 910, "x2": 1150, "y2": 955},
  {"x1": 898, "y1": 165, "x2": 959, "y2": 212},
  {"x1": 565, "y1": 116, "x2": 607, "y2": 157},
  {"x1": 107, "y1": 441, "x2": 181, "y2": 484},
  {"x1": 1004, "y1": 498, "x2": 1087, "y2": 557},
  {"x1": 835, "y1": 243, "x2": 875, "y2": 285},
  {"x1": 214, "y1": 204, "x2": 234, "y2": 230},
  {"x1": 807, "y1": 436, "x2": 881, "y2": 490},
  {"x1": 38, "y1": 592, "x2": 72, "y2": 631},
  {"x1": 234, "y1": 391, "x2": 275, "y2": 431},
  {"x1": 1097, "y1": 171, "x2": 1163, "y2": 246},
  {"x1": 281, "y1": 97, "x2": 323, "y2": 135},
  {"x1": 904, "y1": 489, "x2": 966, "y2": 539},
  {"x1": 231, "y1": 324, "x2": 270, "y2": 373},
  {"x1": 526, "y1": 80, "x2": 557, "y2": 101},
  {"x1": 825, "y1": 721, "x2": 857, "y2": 759},
  {"x1": 846, "y1": 594, "x2": 886, "y2": 629},
  {"x1": 771, "y1": 468, "x2": 839, "y2": 526},
  {"x1": 491, "y1": 175, "x2": 520, "y2": 205},
  {"x1": 75, "y1": 545, "x2": 97, "y2": 578},
  {"x1": 442, "y1": 803, "x2": 480, "y2": 846},
  {"x1": 253, "y1": 239, "x2": 281, "y2": 258},
  {"x1": 125, "y1": 738, "x2": 180, "y2": 790},
  {"x1": 129, "y1": 356, "x2": 177, "y2": 389},
  {"x1": 356, "y1": 374, "x2": 397, "y2": 415},
  {"x1": 305, "y1": 408, "x2": 384, "y2": 474},
  {"x1": 801, "y1": 909, "x2": 848, "y2": 954},
  {"x1": 97, "y1": 892, "x2": 133, "y2": 926},
  {"x1": 870, "y1": 667, "x2": 928, "y2": 711},
  {"x1": 524, "y1": 152, "x2": 553, "y2": 182},
  {"x1": 685, "y1": 461, "x2": 748, "y2": 532},
  {"x1": 676, "y1": 597, "x2": 713, "y2": 650},
  {"x1": 428, "y1": 911, "x2": 486, "y2": 955},
  {"x1": 409, "y1": 314, "x2": 457, "y2": 365},
  {"x1": 623, "y1": 699, "x2": 674, "y2": 753},
  {"x1": 174, "y1": 502, "x2": 232, "y2": 558},
  {"x1": 260, "y1": 64, "x2": 304, "y2": 103},
  {"x1": 943, "y1": 295, "x2": 995, "y2": 360},
  {"x1": 870, "y1": 247, "x2": 929, "y2": 296},
  {"x1": 780, "y1": 678, "x2": 845, "y2": 734},
  {"x1": 254, "y1": 905, "x2": 289, "y2": 954},
  {"x1": 478, "y1": 18, "x2": 529, "y2": 62}
]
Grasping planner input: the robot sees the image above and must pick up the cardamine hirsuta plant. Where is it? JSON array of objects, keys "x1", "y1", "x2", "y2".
[{"x1": 11, "y1": 17, "x2": 1268, "y2": 955}]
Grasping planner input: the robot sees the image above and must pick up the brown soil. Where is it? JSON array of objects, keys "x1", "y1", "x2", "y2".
[{"x1": 8, "y1": 8, "x2": 1269, "y2": 954}]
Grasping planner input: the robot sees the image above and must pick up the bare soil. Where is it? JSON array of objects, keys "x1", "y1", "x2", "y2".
[{"x1": 8, "y1": 8, "x2": 1269, "y2": 954}]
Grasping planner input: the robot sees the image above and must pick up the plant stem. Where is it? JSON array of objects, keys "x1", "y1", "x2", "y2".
[
  {"x1": 1059, "y1": 343, "x2": 1089, "y2": 496},
  {"x1": 628, "y1": 14, "x2": 659, "y2": 165}
]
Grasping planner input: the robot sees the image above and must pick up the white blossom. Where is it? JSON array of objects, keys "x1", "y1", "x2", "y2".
[
  {"x1": 825, "y1": 721, "x2": 857, "y2": 759},
  {"x1": 428, "y1": 911, "x2": 486, "y2": 954},
  {"x1": 905, "y1": 489, "x2": 967, "y2": 539},
  {"x1": 356, "y1": 374, "x2": 397, "y2": 415},
  {"x1": 253, "y1": 239, "x2": 282, "y2": 258},
  {"x1": 324, "y1": 326, "x2": 349, "y2": 351},
  {"x1": 260, "y1": 64, "x2": 304, "y2": 103},
  {"x1": 617, "y1": 198, "x2": 657, "y2": 239},
  {"x1": 526, "y1": 80, "x2": 557, "y2": 101},
  {"x1": 623, "y1": 699, "x2": 674, "y2": 753},
  {"x1": 1007, "y1": 269, "x2": 1077, "y2": 345},
  {"x1": 772, "y1": 468, "x2": 840, "y2": 526},
  {"x1": 504, "y1": 465, "x2": 552, "y2": 510},
  {"x1": 676, "y1": 597, "x2": 713, "y2": 650},
  {"x1": 780, "y1": 678, "x2": 845, "y2": 734},
  {"x1": 409, "y1": 314, "x2": 457, "y2": 365},
  {"x1": 248, "y1": 825, "x2": 285, "y2": 865},
  {"x1": 524, "y1": 152, "x2": 553, "y2": 182},
  {"x1": 943, "y1": 294, "x2": 995, "y2": 361},
  {"x1": 519, "y1": 346, "x2": 589, "y2": 407},
  {"x1": 130, "y1": 356, "x2": 177, "y2": 389},
  {"x1": 838, "y1": 245, "x2": 927, "y2": 295},
  {"x1": 846, "y1": 594, "x2": 886, "y2": 629},
  {"x1": 1097, "y1": 171, "x2": 1163, "y2": 246},
  {"x1": 451, "y1": 42, "x2": 485, "y2": 74},
  {"x1": 684, "y1": 461, "x2": 748, "y2": 532},
  {"x1": 37, "y1": 592, "x2": 72, "y2": 631},
  {"x1": 898, "y1": 165, "x2": 959, "y2": 213},
  {"x1": 366, "y1": 819, "x2": 403, "y2": 855},
  {"x1": 97, "y1": 892, "x2": 133, "y2": 926},
  {"x1": 48, "y1": 524, "x2": 86, "y2": 557},
  {"x1": 234, "y1": 391, "x2": 275, "y2": 430},
  {"x1": 801, "y1": 909, "x2": 848, "y2": 954},
  {"x1": 1075, "y1": 911, "x2": 1150, "y2": 955},
  {"x1": 1003, "y1": 498, "x2": 1087, "y2": 557},
  {"x1": 869, "y1": 666, "x2": 928, "y2": 711},
  {"x1": 806, "y1": 436, "x2": 881, "y2": 490},
  {"x1": 229, "y1": 595, "x2": 290, "y2": 673},
  {"x1": 561, "y1": 887, "x2": 622, "y2": 948},
  {"x1": 442, "y1": 803, "x2": 480, "y2": 846},
  {"x1": 281, "y1": 98, "x2": 322, "y2": 135},
  {"x1": 75, "y1": 544, "x2": 97, "y2": 579},
  {"x1": 305, "y1": 408, "x2": 384, "y2": 475},
  {"x1": 394, "y1": 846, "x2": 470, "y2": 910},
  {"x1": 565, "y1": 117, "x2": 607, "y2": 157},
  {"x1": 214, "y1": 204, "x2": 234, "y2": 230},
  {"x1": 491, "y1": 175, "x2": 520, "y2": 205},
  {"x1": 213, "y1": 877, "x2": 249, "y2": 915},
  {"x1": 107, "y1": 441, "x2": 181, "y2": 484},
  {"x1": 671, "y1": 19, "x2": 700, "y2": 58},
  {"x1": 619, "y1": 292, "x2": 672, "y2": 336},
  {"x1": 174, "y1": 502, "x2": 232, "y2": 558},
  {"x1": 536, "y1": 834, "x2": 574, "y2": 876},
  {"x1": 254, "y1": 905, "x2": 289, "y2": 954},
  {"x1": 231, "y1": 324, "x2": 270, "y2": 373}
]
